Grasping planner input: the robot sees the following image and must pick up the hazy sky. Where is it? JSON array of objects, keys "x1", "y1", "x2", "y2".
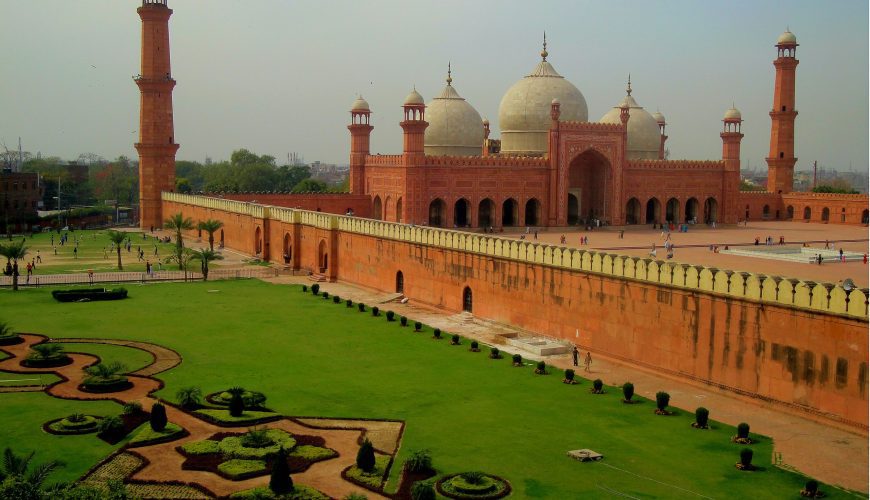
[{"x1": 1, "y1": 0, "x2": 867, "y2": 172}]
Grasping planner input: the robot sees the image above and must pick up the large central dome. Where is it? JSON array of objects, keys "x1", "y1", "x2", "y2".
[
  {"x1": 424, "y1": 69, "x2": 485, "y2": 157},
  {"x1": 498, "y1": 40, "x2": 588, "y2": 156}
]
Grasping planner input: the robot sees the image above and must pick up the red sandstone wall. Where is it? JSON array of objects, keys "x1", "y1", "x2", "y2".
[
  {"x1": 737, "y1": 191, "x2": 784, "y2": 221},
  {"x1": 161, "y1": 197, "x2": 869, "y2": 428},
  {"x1": 210, "y1": 193, "x2": 372, "y2": 218},
  {"x1": 737, "y1": 191, "x2": 870, "y2": 224}
]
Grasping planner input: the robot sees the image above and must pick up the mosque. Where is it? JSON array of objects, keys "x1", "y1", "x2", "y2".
[{"x1": 349, "y1": 35, "x2": 746, "y2": 228}]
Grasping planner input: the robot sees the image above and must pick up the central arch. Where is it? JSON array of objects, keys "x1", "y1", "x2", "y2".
[
  {"x1": 478, "y1": 198, "x2": 495, "y2": 228},
  {"x1": 625, "y1": 198, "x2": 641, "y2": 225},
  {"x1": 502, "y1": 198, "x2": 518, "y2": 226},
  {"x1": 454, "y1": 198, "x2": 470, "y2": 227},
  {"x1": 645, "y1": 198, "x2": 661, "y2": 224},
  {"x1": 428, "y1": 198, "x2": 446, "y2": 227},
  {"x1": 568, "y1": 149, "x2": 611, "y2": 223},
  {"x1": 803, "y1": 206, "x2": 811, "y2": 220}
]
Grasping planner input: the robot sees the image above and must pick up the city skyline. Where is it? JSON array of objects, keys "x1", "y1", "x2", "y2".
[{"x1": 0, "y1": 0, "x2": 867, "y2": 171}]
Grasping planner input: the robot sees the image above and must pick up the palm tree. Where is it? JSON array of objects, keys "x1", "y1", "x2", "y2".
[
  {"x1": 176, "y1": 386, "x2": 203, "y2": 409},
  {"x1": 197, "y1": 219, "x2": 224, "y2": 252},
  {"x1": 190, "y1": 248, "x2": 224, "y2": 281},
  {"x1": 0, "y1": 448, "x2": 64, "y2": 494},
  {"x1": 0, "y1": 240, "x2": 28, "y2": 291},
  {"x1": 83, "y1": 361, "x2": 128, "y2": 384},
  {"x1": 106, "y1": 230, "x2": 127, "y2": 270},
  {"x1": 28, "y1": 344, "x2": 64, "y2": 361},
  {"x1": 164, "y1": 213, "x2": 194, "y2": 270}
]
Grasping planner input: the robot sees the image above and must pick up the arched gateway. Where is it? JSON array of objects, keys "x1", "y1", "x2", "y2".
[{"x1": 566, "y1": 149, "x2": 611, "y2": 224}]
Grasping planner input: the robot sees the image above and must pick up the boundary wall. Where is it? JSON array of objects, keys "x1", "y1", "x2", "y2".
[{"x1": 162, "y1": 192, "x2": 869, "y2": 428}]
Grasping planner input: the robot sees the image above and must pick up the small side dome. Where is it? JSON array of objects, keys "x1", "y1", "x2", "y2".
[
  {"x1": 551, "y1": 98, "x2": 560, "y2": 105},
  {"x1": 482, "y1": 118, "x2": 490, "y2": 125},
  {"x1": 652, "y1": 110, "x2": 666, "y2": 124},
  {"x1": 777, "y1": 30, "x2": 797, "y2": 45},
  {"x1": 403, "y1": 88, "x2": 424, "y2": 106},
  {"x1": 724, "y1": 106, "x2": 742, "y2": 121},
  {"x1": 600, "y1": 83, "x2": 661, "y2": 160},
  {"x1": 424, "y1": 72, "x2": 485, "y2": 157},
  {"x1": 351, "y1": 96, "x2": 370, "y2": 112}
]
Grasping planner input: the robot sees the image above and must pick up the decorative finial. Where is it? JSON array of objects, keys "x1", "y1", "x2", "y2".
[
  {"x1": 541, "y1": 31, "x2": 548, "y2": 61},
  {"x1": 626, "y1": 74, "x2": 632, "y2": 96},
  {"x1": 446, "y1": 62, "x2": 452, "y2": 86}
]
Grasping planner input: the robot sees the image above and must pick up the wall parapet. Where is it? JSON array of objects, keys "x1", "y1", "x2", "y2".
[
  {"x1": 161, "y1": 192, "x2": 869, "y2": 319},
  {"x1": 782, "y1": 192, "x2": 869, "y2": 201},
  {"x1": 626, "y1": 159, "x2": 725, "y2": 170}
]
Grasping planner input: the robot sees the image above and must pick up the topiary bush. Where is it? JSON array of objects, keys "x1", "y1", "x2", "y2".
[
  {"x1": 693, "y1": 407, "x2": 709, "y2": 429},
  {"x1": 358, "y1": 303, "x2": 365, "y2": 312},
  {"x1": 433, "y1": 328, "x2": 441, "y2": 339},
  {"x1": 655, "y1": 391, "x2": 671, "y2": 414},
  {"x1": 333, "y1": 295, "x2": 341, "y2": 303},
  {"x1": 311, "y1": 284, "x2": 320, "y2": 295},
  {"x1": 738, "y1": 448, "x2": 754, "y2": 470},
  {"x1": 346, "y1": 299, "x2": 353, "y2": 308},
  {"x1": 302, "y1": 285, "x2": 307, "y2": 293},
  {"x1": 512, "y1": 353, "x2": 522, "y2": 366},
  {"x1": 592, "y1": 378, "x2": 605, "y2": 393},
  {"x1": 356, "y1": 438, "x2": 376, "y2": 473},
  {"x1": 269, "y1": 447, "x2": 293, "y2": 494},
  {"x1": 322, "y1": 291, "x2": 329, "y2": 299},
  {"x1": 622, "y1": 382, "x2": 635, "y2": 403},
  {"x1": 737, "y1": 422, "x2": 750, "y2": 439},
  {"x1": 563, "y1": 368, "x2": 576, "y2": 384},
  {"x1": 535, "y1": 361, "x2": 547, "y2": 375},
  {"x1": 414, "y1": 321, "x2": 422, "y2": 332},
  {"x1": 386, "y1": 311, "x2": 395, "y2": 321},
  {"x1": 372, "y1": 306, "x2": 379, "y2": 317},
  {"x1": 802, "y1": 480, "x2": 819, "y2": 497},
  {"x1": 450, "y1": 334, "x2": 461, "y2": 345},
  {"x1": 470, "y1": 341, "x2": 479, "y2": 352},
  {"x1": 122, "y1": 401, "x2": 143, "y2": 415},
  {"x1": 489, "y1": 347, "x2": 501, "y2": 359},
  {"x1": 400, "y1": 316, "x2": 408, "y2": 327},
  {"x1": 150, "y1": 403, "x2": 167, "y2": 432},
  {"x1": 229, "y1": 392, "x2": 245, "y2": 417}
]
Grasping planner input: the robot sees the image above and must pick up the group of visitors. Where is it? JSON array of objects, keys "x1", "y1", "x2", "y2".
[{"x1": 571, "y1": 346, "x2": 593, "y2": 373}]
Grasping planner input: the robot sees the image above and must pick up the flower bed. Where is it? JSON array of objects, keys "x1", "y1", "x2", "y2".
[
  {"x1": 342, "y1": 454, "x2": 391, "y2": 490},
  {"x1": 0, "y1": 334, "x2": 22, "y2": 346},
  {"x1": 78, "y1": 377, "x2": 133, "y2": 393},
  {"x1": 205, "y1": 389, "x2": 268, "y2": 409},
  {"x1": 127, "y1": 422, "x2": 187, "y2": 447},
  {"x1": 51, "y1": 287, "x2": 128, "y2": 302},
  {"x1": 229, "y1": 485, "x2": 329, "y2": 499},
  {"x1": 20, "y1": 355, "x2": 73, "y2": 368},
  {"x1": 193, "y1": 409, "x2": 281, "y2": 426},
  {"x1": 217, "y1": 459, "x2": 266, "y2": 480},
  {"x1": 219, "y1": 429, "x2": 296, "y2": 459},
  {"x1": 98, "y1": 411, "x2": 150, "y2": 445},
  {"x1": 45, "y1": 415, "x2": 102, "y2": 435},
  {"x1": 436, "y1": 472, "x2": 512, "y2": 499}
]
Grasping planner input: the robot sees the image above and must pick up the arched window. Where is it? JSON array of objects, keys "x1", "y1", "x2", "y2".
[
  {"x1": 762, "y1": 205, "x2": 770, "y2": 219},
  {"x1": 372, "y1": 196, "x2": 383, "y2": 220},
  {"x1": 283, "y1": 233, "x2": 292, "y2": 264},
  {"x1": 462, "y1": 287, "x2": 473, "y2": 313},
  {"x1": 254, "y1": 226, "x2": 262, "y2": 255},
  {"x1": 786, "y1": 206, "x2": 794, "y2": 219},
  {"x1": 821, "y1": 207, "x2": 830, "y2": 222},
  {"x1": 803, "y1": 207, "x2": 811, "y2": 220},
  {"x1": 840, "y1": 208, "x2": 846, "y2": 223}
]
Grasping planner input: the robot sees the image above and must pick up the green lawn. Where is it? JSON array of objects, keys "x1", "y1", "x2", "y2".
[
  {"x1": 0, "y1": 370, "x2": 61, "y2": 387},
  {"x1": 0, "y1": 280, "x2": 857, "y2": 498},
  {"x1": 54, "y1": 342, "x2": 154, "y2": 373}
]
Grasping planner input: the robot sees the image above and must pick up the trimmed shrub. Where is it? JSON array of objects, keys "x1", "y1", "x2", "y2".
[
  {"x1": 242, "y1": 428, "x2": 275, "y2": 448},
  {"x1": 358, "y1": 303, "x2": 365, "y2": 312},
  {"x1": 695, "y1": 407, "x2": 709, "y2": 428},
  {"x1": 593, "y1": 379, "x2": 604, "y2": 392},
  {"x1": 451, "y1": 334, "x2": 461, "y2": 345},
  {"x1": 322, "y1": 292, "x2": 329, "y2": 299},
  {"x1": 564, "y1": 368, "x2": 575, "y2": 381},
  {"x1": 433, "y1": 328, "x2": 441, "y2": 339},
  {"x1": 622, "y1": 382, "x2": 634, "y2": 402},
  {"x1": 122, "y1": 401, "x2": 143, "y2": 415},
  {"x1": 269, "y1": 447, "x2": 293, "y2": 494},
  {"x1": 414, "y1": 321, "x2": 422, "y2": 331},
  {"x1": 333, "y1": 295, "x2": 341, "y2": 304},
  {"x1": 346, "y1": 299, "x2": 353, "y2": 308},
  {"x1": 461, "y1": 471, "x2": 485, "y2": 484},
  {"x1": 51, "y1": 288, "x2": 127, "y2": 302},
  {"x1": 470, "y1": 341, "x2": 479, "y2": 351},
  {"x1": 404, "y1": 449, "x2": 433, "y2": 473},
  {"x1": 356, "y1": 438, "x2": 376, "y2": 473},
  {"x1": 372, "y1": 306, "x2": 379, "y2": 317},
  {"x1": 302, "y1": 285, "x2": 308, "y2": 293},
  {"x1": 229, "y1": 392, "x2": 245, "y2": 417},
  {"x1": 176, "y1": 386, "x2": 203, "y2": 410},
  {"x1": 512, "y1": 353, "x2": 522, "y2": 365},
  {"x1": 656, "y1": 391, "x2": 670, "y2": 412},
  {"x1": 535, "y1": 361, "x2": 547, "y2": 374},
  {"x1": 311, "y1": 284, "x2": 320, "y2": 295},
  {"x1": 400, "y1": 316, "x2": 408, "y2": 327},
  {"x1": 740, "y1": 448, "x2": 753, "y2": 467},
  {"x1": 804, "y1": 480, "x2": 819, "y2": 496},
  {"x1": 411, "y1": 480, "x2": 436, "y2": 500},
  {"x1": 386, "y1": 311, "x2": 395, "y2": 321},
  {"x1": 489, "y1": 347, "x2": 501, "y2": 359},
  {"x1": 737, "y1": 422, "x2": 750, "y2": 439},
  {"x1": 345, "y1": 495, "x2": 368, "y2": 500},
  {"x1": 150, "y1": 403, "x2": 167, "y2": 432}
]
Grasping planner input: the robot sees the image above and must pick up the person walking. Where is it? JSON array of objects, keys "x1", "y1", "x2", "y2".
[
  {"x1": 73, "y1": 247, "x2": 78, "y2": 259},
  {"x1": 36, "y1": 250, "x2": 41, "y2": 264},
  {"x1": 839, "y1": 248, "x2": 844, "y2": 263},
  {"x1": 584, "y1": 351, "x2": 592, "y2": 372},
  {"x1": 572, "y1": 346, "x2": 579, "y2": 367}
]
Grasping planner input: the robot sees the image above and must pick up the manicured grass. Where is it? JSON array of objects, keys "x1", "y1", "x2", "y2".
[
  {"x1": 128, "y1": 422, "x2": 184, "y2": 446},
  {"x1": 0, "y1": 369, "x2": 61, "y2": 387},
  {"x1": 0, "y1": 280, "x2": 855, "y2": 498},
  {"x1": 194, "y1": 409, "x2": 278, "y2": 424},
  {"x1": 229, "y1": 485, "x2": 329, "y2": 499},
  {"x1": 0, "y1": 392, "x2": 124, "y2": 483},
  {"x1": 54, "y1": 342, "x2": 154, "y2": 373},
  {"x1": 217, "y1": 458, "x2": 266, "y2": 478}
]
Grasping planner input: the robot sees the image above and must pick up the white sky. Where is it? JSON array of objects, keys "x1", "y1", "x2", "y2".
[{"x1": 1, "y1": 0, "x2": 867, "y2": 172}]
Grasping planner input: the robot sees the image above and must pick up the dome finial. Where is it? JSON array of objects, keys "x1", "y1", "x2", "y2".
[
  {"x1": 626, "y1": 74, "x2": 632, "y2": 96},
  {"x1": 541, "y1": 31, "x2": 548, "y2": 61},
  {"x1": 446, "y1": 61, "x2": 452, "y2": 86}
]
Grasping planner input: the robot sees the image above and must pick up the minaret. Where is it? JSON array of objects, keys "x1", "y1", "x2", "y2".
[
  {"x1": 721, "y1": 106, "x2": 744, "y2": 224},
  {"x1": 653, "y1": 110, "x2": 667, "y2": 160},
  {"x1": 401, "y1": 87, "x2": 427, "y2": 155},
  {"x1": 348, "y1": 96, "x2": 373, "y2": 194},
  {"x1": 135, "y1": 0, "x2": 179, "y2": 230},
  {"x1": 766, "y1": 29, "x2": 799, "y2": 193}
]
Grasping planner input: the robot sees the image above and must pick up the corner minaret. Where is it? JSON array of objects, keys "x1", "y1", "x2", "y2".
[
  {"x1": 135, "y1": 0, "x2": 179, "y2": 230},
  {"x1": 721, "y1": 106, "x2": 744, "y2": 224},
  {"x1": 766, "y1": 29, "x2": 799, "y2": 194},
  {"x1": 348, "y1": 96, "x2": 373, "y2": 194}
]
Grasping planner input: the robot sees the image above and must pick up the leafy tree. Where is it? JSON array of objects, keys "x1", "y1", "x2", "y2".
[
  {"x1": 812, "y1": 184, "x2": 859, "y2": 194},
  {"x1": 175, "y1": 178, "x2": 192, "y2": 193},
  {"x1": 0, "y1": 240, "x2": 28, "y2": 291},
  {"x1": 292, "y1": 178, "x2": 327, "y2": 193},
  {"x1": 176, "y1": 386, "x2": 203, "y2": 409},
  {"x1": 163, "y1": 213, "x2": 194, "y2": 270},
  {"x1": 150, "y1": 402, "x2": 167, "y2": 432},
  {"x1": 106, "y1": 230, "x2": 127, "y2": 270},
  {"x1": 356, "y1": 438, "x2": 375, "y2": 472},
  {"x1": 196, "y1": 219, "x2": 224, "y2": 251},
  {"x1": 269, "y1": 447, "x2": 293, "y2": 494},
  {"x1": 189, "y1": 248, "x2": 224, "y2": 281},
  {"x1": 164, "y1": 248, "x2": 196, "y2": 281}
]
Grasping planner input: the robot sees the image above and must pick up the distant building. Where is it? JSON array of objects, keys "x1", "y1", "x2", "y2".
[{"x1": 0, "y1": 169, "x2": 44, "y2": 232}]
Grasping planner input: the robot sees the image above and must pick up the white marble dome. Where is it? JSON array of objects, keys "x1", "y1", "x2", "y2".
[
  {"x1": 403, "y1": 88, "x2": 424, "y2": 106},
  {"x1": 351, "y1": 96, "x2": 370, "y2": 112},
  {"x1": 600, "y1": 89, "x2": 661, "y2": 160},
  {"x1": 777, "y1": 30, "x2": 797, "y2": 45},
  {"x1": 498, "y1": 49, "x2": 588, "y2": 156},
  {"x1": 424, "y1": 77, "x2": 484, "y2": 157},
  {"x1": 724, "y1": 106, "x2": 742, "y2": 121}
]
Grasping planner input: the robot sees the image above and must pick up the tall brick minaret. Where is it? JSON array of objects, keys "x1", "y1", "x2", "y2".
[
  {"x1": 135, "y1": 0, "x2": 179, "y2": 230},
  {"x1": 766, "y1": 29, "x2": 799, "y2": 194}
]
